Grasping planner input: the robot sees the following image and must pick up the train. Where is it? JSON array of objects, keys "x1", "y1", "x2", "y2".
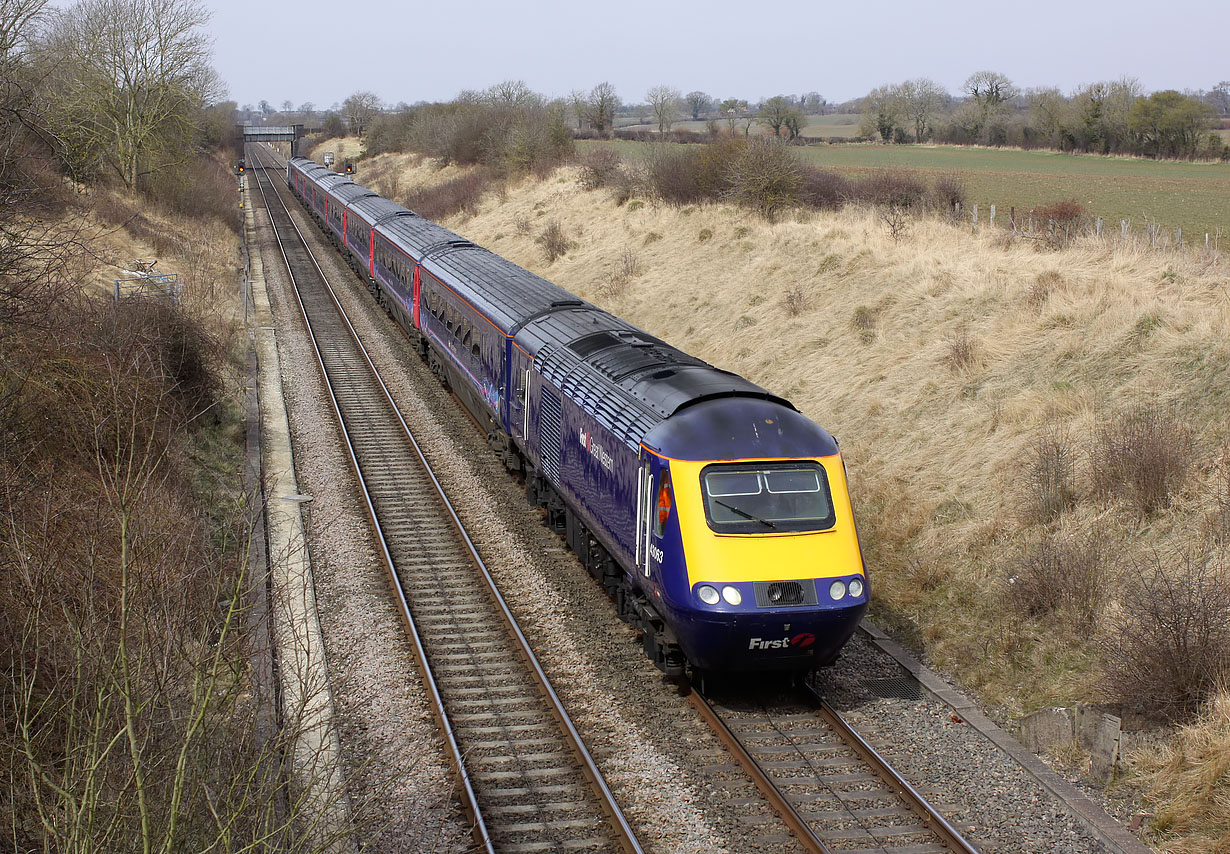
[{"x1": 284, "y1": 153, "x2": 869, "y2": 677}]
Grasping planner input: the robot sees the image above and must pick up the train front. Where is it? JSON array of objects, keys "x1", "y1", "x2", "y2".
[{"x1": 643, "y1": 397, "x2": 868, "y2": 673}]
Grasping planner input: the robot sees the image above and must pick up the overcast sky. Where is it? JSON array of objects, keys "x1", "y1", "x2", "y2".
[{"x1": 209, "y1": 0, "x2": 1227, "y2": 110}]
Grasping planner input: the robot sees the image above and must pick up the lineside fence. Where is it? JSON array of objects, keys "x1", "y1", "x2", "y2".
[{"x1": 956, "y1": 201, "x2": 1224, "y2": 255}]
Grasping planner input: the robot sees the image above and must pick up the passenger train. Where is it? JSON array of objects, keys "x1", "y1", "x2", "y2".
[{"x1": 285, "y1": 154, "x2": 869, "y2": 676}]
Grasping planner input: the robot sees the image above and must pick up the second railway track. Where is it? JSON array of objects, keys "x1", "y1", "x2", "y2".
[
  {"x1": 247, "y1": 147, "x2": 641, "y2": 854},
  {"x1": 692, "y1": 681, "x2": 979, "y2": 854}
]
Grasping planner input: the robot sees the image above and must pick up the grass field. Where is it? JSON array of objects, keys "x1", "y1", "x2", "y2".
[
  {"x1": 618, "y1": 113, "x2": 862, "y2": 138},
  {"x1": 581, "y1": 140, "x2": 1230, "y2": 241}
]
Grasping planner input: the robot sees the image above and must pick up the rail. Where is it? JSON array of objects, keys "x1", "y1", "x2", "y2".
[{"x1": 246, "y1": 146, "x2": 642, "y2": 854}]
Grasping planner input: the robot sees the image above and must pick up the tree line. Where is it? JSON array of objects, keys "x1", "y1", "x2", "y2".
[
  {"x1": 259, "y1": 75, "x2": 1228, "y2": 162},
  {"x1": 861, "y1": 73, "x2": 1227, "y2": 159}
]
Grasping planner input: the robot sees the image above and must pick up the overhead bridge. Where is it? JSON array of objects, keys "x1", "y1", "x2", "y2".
[{"x1": 238, "y1": 124, "x2": 319, "y2": 156}]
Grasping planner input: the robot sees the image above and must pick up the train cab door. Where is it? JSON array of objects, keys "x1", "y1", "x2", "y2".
[
  {"x1": 636, "y1": 458, "x2": 655, "y2": 578},
  {"x1": 508, "y1": 344, "x2": 532, "y2": 445}
]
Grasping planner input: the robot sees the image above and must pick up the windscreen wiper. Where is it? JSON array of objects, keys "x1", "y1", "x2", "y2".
[{"x1": 714, "y1": 500, "x2": 777, "y2": 529}]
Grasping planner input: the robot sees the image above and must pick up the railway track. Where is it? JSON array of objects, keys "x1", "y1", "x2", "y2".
[
  {"x1": 690, "y1": 680, "x2": 980, "y2": 854},
  {"x1": 246, "y1": 146, "x2": 642, "y2": 854}
]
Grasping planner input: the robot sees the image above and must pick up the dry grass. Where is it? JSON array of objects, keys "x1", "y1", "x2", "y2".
[
  {"x1": 1130, "y1": 691, "x2": 1230, "y2": 852},
  {"x1": 364, "y1": 154, "x2": 1230, "y2": 835}
]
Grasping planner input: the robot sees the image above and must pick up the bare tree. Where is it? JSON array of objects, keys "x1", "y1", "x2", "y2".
[
  {"x1": 567, "y1": 88, "x2": 587, "y2": 130},
  {"x1": 584, "y1": 82, "x2": 619, "y2": 136},
  {"x1": 963, "y1": 70, "x2": 1017, "y2": 141},
  {"x1": 280, "y1": 98, "x2": 292, "y2": 113},
  {"x1": 342, "y1": 90, "x2": 382, "y2": 136},
  {"x1": 719, "y1": 98, "x2": 749, "y2": 133},
  {"x1": 801, "y1": 91, "x2": 825, "y2": 113},
  {"x1": 897, "y1": 78, "x2": 946, "y2": 142},
  {"x1": 859, "y1": 84, "x2": 904, "y2": 141},
  {"x1": 758, "y1": 95, "x2": 803, "y2": 138},
  {"x1": 1209, "y1": 81, "x2": 1230, "y2": 116},
  {"x1": 684, "y1": 90, "x2": 711, "y2": 121},
  {"x1": 0, "y1": 0, "x2": 47, "y2": 61},
  {"x1": 36, "y1": 0, "x2": 222, "y2": 187},
  {"x1": 646, "y1": 84, "x2": 680, "y2": 134},
  {"x1": 485, "y1": 79, "x2": 540, "y2": 109}
]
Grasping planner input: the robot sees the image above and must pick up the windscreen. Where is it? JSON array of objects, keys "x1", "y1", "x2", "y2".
[{"x1": 701, "y1": 462, "x2": 835, "y2": 534}]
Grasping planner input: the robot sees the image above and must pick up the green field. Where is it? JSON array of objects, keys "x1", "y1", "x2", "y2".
[
  {"x1": 617, "y1": 113, "x2": 862, "y2": 138},
  {"x1": 580, "y1": 140, "x2": 1230, "y2": 240}
]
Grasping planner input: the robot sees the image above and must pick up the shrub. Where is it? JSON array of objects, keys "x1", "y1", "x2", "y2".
[
  {"x1": 722, "y1": 137, "x2": 802, "y2": 220},
  {"x1": 536, "y1": 220, "x2": 573, "y2": 263},
  {"x1": 930, "y1": 173, "x2": 966, "y2": 216},
  {"x1": 694, "y1": 135, "x2": 747, "y2": 198},
  {"x1": 513, "y1": 214, "x2": 532, "y2": 236},
  {"x1": 697, "y1": 228, "x2": 712, "y2": 242},
  {"x1": 1032, "y1": 199, "x2": 1087, "y2": 247},
  {"x1": 401, "y1": 170, "x2": 494, "y2": 221},
  {"x1": 783, "y1": 285, "x2": 809, "y2": 316},
  {"x1": 799, "y1": 167, "x2": 850, "y2": 210},
  {"x1": 849, "y1": 170, "x2": 927, "y2": 208},
  {"x1": 1004, "y1": 532, "x2": 1108, "y2": 628},
  {"x1": 945, "y1": 327, "x2": 978, "y2": 371},
  {"x1": 578, "y1": 147, "x2": 623, "y2": 189},
  {"x1": 879, "y1": 204, "x2": 910, "y2": 243},
  {"x1": 640, "y1": 144, "x2": 705, "y2": 205},
  {"x1": 1091, "y1": 404, "x2": 1196, "y2": 515},
  {"x1": 1101, "y1": 551, "x2": 1230, "y2": 720},
  {"x1": 140, "y1": 155, "x2": 238, "y2": 227},
  {"x1": 1021, "y1": 426, "x2": 1077, "y2": 523}
]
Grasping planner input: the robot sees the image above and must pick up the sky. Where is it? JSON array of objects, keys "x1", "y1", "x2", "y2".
[{"x1": 208, "y1": 0, "x2": 1227, "y2": 110}]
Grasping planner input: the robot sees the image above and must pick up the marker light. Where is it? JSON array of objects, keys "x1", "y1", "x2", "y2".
[
  {"x1": 829, "y1": 580, "x2": 847, "y2": 601},
  {"x1": 657, "y1": 475, "x2": 673, "y2": 527},
  {"x1": 698, "y1": 585, "x2": 720, "y2": 605},
  {"x1": 721, "y1": 586, "x2": 742, "y2": 606},
  {"x1": 848, "y1": 578, "x2": 865, "y2": 598}
]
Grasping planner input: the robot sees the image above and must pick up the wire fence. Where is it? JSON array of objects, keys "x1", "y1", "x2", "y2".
[{"x1": 957, "y1": 202, "x2": 1224, "y2": 255}]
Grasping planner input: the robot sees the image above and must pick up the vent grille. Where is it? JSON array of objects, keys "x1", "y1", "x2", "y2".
[
  {"x1": 753, "y1": 580, "x2": 818, "y2": 608},
  {"x1": 540, "y1": 388, "x2": 563, "y2": 485}
]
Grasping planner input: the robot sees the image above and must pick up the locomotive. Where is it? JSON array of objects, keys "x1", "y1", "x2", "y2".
[{"x1": 285, "y1": 154, "x2": 869, "y2": 676}]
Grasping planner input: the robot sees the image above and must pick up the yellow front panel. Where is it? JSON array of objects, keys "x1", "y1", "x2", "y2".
[{"x1": 668, "y1": 455, "x2": 865, "y2": 586}]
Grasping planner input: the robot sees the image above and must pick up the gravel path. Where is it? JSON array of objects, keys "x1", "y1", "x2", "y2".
[{"x1": 818, "y1": 633, "x2": 1121, "y2": 853}]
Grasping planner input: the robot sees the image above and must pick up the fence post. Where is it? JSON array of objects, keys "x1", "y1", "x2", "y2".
[
  {"x1": 1207, "y1": 233, "x2": 1211, "y2": 249},
  {"x1": 1010, "y1": 206, "x2": 1016, "y2": 231},
  {"x1": 1175, "y1": 226, "x2": 1182, "y2": 246},
  {"x1": 1096, "y1": 217, "x2": 1103, "y2": 237},
  {"x1": 990, "y1": 204, "x2": 996, "y2": 227},
  {"x1": 973, "y1": 203, "x2": 978, "y2": 224},
  {"x1": 1121, "y1": 220, "x2": 1128, "y2": 238}
]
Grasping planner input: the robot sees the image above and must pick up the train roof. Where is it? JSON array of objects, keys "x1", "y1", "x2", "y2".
[
  {"x1": 348, "y1": 194, "x2": 407, "y2": 226},
  {"x1": 516, "y1": 305, "x2": 793, "y2": 450},
  {"x1": 326, "y1": 181, "x2": 376, "y2": 206},
  {"x1": 424, "y1": 248, "x2": 591, "y2": 335},
  {"x1": 643, "y1": 397, "x2": 837, "y2": 461},
  {"x1": 379, "y1": 214, "x2": 468, "y2": 260}
]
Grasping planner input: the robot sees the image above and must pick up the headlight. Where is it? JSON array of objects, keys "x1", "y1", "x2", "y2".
[
  {"x1": 829, "y1": 580, "x2": 847, "y2": 600},
  {"x1": 848, "y1": 578, "x2": 864, "y2": 598},
  {"x1": 721, "y1": 585, "x2": 742, "y2": 606},
  {"x1": 697, "y1": 585, "x2": 720, "y2": 605}
]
